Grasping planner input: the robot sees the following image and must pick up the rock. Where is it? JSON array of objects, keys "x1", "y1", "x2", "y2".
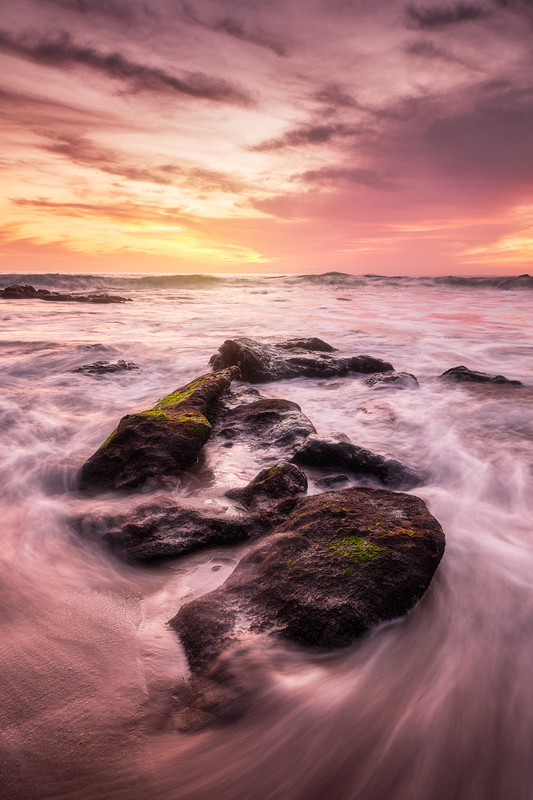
[
  {"x1": 292, "y1": 433, "x2": 420, "y2": 490},
  {"x1": 364, "y1": 372, "x2": 419, "y2": 390},
  {"x1": 315, "y1": 474, "x2": 349, "y2": 488},
  {"x1": 77, "y1": 503, "x2": 251, "y2": 562},
  {"x1": 73, "y1": 360, "x2": 139, "y2": 375},
  {"x1": 274, "y1": 338, "x2": 336, "y2": 352},
  {"x1": 77, "y1": 462, "x2": 307, "y2": 561},
  {"x1": 209, "y1": 337, "x2": 394, "y2": 383},
  {"x1": 226, "y1": 463, "x2": 307, "y2": 508},
  {"x1": 78, "y1": 367, "x2": 239, "y2": 492},
  {"x1": 170, "y1": 487, "x2": 445, "y2": 728},
  {"x1": 216, "y1": 387, "x2": 316, "y2": 452},
  {"x1": 0, "y1": 284, "x2": 131, "y2": 303},
  {"x1": 356, "y1": 402, "x2": 397, "y2": 424},
  {"x1": 438, "y1": 365, "x2": 522, "y2": 386}
]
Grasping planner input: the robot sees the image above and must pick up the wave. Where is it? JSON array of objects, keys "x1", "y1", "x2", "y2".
[
  {"x1": 1, "y1": 271, "x2": 531, "y2": 295},
  {"x1": 290, "y1": 272, "x2": 533, "y2": 290}
]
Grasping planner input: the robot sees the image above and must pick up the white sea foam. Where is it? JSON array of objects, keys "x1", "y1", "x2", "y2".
[{"x1": 0, "y1": 274, "x2": 532, "y2": 799}]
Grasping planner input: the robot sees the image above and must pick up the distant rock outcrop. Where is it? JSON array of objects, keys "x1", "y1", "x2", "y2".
[
  {"x1": 73, "y1": 360, "x2": 139, "y2": 375},
  {"x1": 364, "y1": 372, "x2": 419, "y2": 390},
  {"x1": 0, "y1": 284, "x2": 131, "y2": 303},
  {"x1": 438, "y1": 365, "x2": 522, "y2": 386},
  {"x1": 209, "y1": 337, "x2": 394, "y2": 383}
]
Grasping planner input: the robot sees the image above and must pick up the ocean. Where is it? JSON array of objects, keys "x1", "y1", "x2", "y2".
[{"x1": 1, "y1": 271, "x2": 532, "y2": 800}]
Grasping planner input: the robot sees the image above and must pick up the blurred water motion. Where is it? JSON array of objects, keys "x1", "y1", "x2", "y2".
[{"x1": 0, "y1": 273, "x2": 532, "y2": 799}]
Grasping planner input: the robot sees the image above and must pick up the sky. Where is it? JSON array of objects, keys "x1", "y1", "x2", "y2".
[{"x1": 1, "y1": 0, "x2": 533, "y2": 275}]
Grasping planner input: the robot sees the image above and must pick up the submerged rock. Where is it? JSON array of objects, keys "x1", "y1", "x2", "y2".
[
  {"x1": 292, "y1": 433, "x2": 420, "y2": 490},
  {"x1": 209, "y1": 337, "x2": 394, "y2": 383},
  {"x1": 216, "y1": 387, "x2": 316, "y2": 451},
  {"x1": 0, "y1": 284, "x2": 131, "y2": 303},
  {"x1": 356, "y1": 401, "x2": 397, "y2": 424},
  {"x1": 73, "y1": 360, "x2": 139, "y2": 375},
  {"x1": 78, "y1": 503, "x2": 251, "y2": 562},
  {"x1": 226, "y1": 462, "x2": 307, "y2": 508},
  {"x1": 438, "y1": 366, "x2": 522, "y2": 385},
  {"x1": 315, "y1": 473, "x2": 349, "y2": 488},
  {"x1": 77, "y1": 462, "x2": 307, "y2": 561},
  {"x1": 170, "y1": 487, "x2": 445, "y2": 728},
  {"x1": 364, "y1": 372, "x2": 419, "y2": 390},
  {"x1": 78, "y1": 367, "x2": 239, "y2": 492}
]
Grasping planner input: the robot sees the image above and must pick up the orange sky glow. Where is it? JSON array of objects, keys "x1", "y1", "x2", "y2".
[{"x1": 1, "y1": 0, "x2": 533, "y2": 275}]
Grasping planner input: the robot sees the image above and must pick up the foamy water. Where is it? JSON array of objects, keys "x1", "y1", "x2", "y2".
[{"x1": 0, "y1": 272, "x2": 532, "y2": 800}]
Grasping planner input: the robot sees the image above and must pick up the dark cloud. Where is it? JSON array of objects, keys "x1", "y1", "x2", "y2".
[
  {"x1": 0, "y1": 28, "x2": 252, "y2": 106},
  {"x1": 251, "y1": 123, "x2": 358, "y2": 151},
  {"x1": 0, "y1": 87, "x2": 111, "y2": 127},
  {"x1": 407, "y1": 38, "x2": 450, "y2": 58},
  {"x1": 405, "y1": 37, "x2": 481, "y2": 70},
  {"x1": 39, "y1": 133, "x2": 247, "y2": 192},
  {"x1": 39, "y1": 0, "x2": 139, "y2": 22},
  {"x1": 41, "y1": 134, "x2": 177, "y2": 184},
  {"x1": 181, "y1": 3, "x2": 286, "y2": 55},
  {"x1": 422, "y1": 84, "x2": 533, "y2": 182},
  {"x1": 296, "y1": 166, "x2": 395, "y2": 190},
  {"x1": 313, "y1": 84, "x2": 359, "y2": 109},
  {"x1": 406, "y1": 2, "x2": 490, "y2": 28}
]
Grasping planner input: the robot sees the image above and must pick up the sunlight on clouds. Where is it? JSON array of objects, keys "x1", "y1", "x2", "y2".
[{"x1": 461, "y1": 232, "x2": 533, "y2": 264}]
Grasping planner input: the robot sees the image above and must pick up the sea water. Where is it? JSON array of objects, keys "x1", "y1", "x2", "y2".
[{"x1": 0, "y1": 272, "x2": 532, "y2": 800}]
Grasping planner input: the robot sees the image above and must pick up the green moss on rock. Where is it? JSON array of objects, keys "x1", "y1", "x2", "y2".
[{"x1": 330, "y1": 536, "x2": 386, "y2": 563}]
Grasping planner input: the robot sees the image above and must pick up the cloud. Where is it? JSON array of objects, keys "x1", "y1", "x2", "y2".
[
  {"x1": 0, "y1": 87, "x2": 112, "y2": 128},
  {"x1": 0, "y1": 28, "x2": 252, "y2": 105},
  {"x1": 405, "y1": 37, "x2": 481, "y2": 70},
  {"x1": 296, "y1": 166, "x2": 396, "y2": 190},
  {"x1": 41, "y1": 134, "x2": 178, "y2": 184},
  {"x1": 37, "y1": 132, "x2": 248, "y2": 192},
  {"x1": 181, "y1": 3, "x2": 287, "y2": 56},
  {"x1": 313, "y1": 84, "x2": 359, "y2": 109},
  {"x1": 12, "y1": 197, "x2": 195, "y2": 227},
  {"x1": 39, "y1": 0, "x2": 139, "y2": 22},
  {"x1": 421, "y1": 84, "x2": 533, "y2": 183},
  {"x1": 406, "y1": 2, "x2": 490, "y2": 28},
  {"x1": 251, "y1": 123, "x2": 358, "y2": 151}
]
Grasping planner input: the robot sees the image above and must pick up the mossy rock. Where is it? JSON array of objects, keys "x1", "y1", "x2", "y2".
[
  {"x1": 78, "y1": 367, "x2": 239, "y2": 492},
  {"x1": 170, "y1": 487, "x2": 445, "y2": 728}
]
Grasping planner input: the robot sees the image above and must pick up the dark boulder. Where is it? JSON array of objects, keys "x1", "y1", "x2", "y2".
[
  {"x1": 216, "y1": 387, "x2": 316, "y2": 452},
  {"x1": 0, "y1": 284, "x2": 131, "y2": 303},
  {"x1": 170, "y1": 487, "x2": 445, "y2": 728},
  {"x1": 364, "y1": 372, "x2": 419, "y2": 390},
  {"x1": 292, "y1": 433, "x2": 420, "y2": 490},
  {"x1": 438, "y1": 365, "x2": 522, "y2": 386},
  {"x1": 274, "y1": 337, "x2": 336, "y2": 352},
  {"x1": 77, "y1": 503, "x2": 251, "y2": 562},
  {"x1": 226, "y1": 462, "x2": 307, "y2": 508},
  {"x1": 209, "y1": 337, "x2": 394, "y2": 383},
  {"x1": 73, "y1": 360, "x2": 139, "y2": 375},
  {"x1": 78, "y1": 367, "x2": 239, "y2": 492},
  {"x1": 315, "y1": 473, "x2": 349, "y2": 488},
  {"x1": 77, "y1": 462, "x2": 307, "y2": 561}
]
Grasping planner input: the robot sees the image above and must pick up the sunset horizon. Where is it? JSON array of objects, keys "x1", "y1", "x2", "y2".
[{"x1": 2, "y1": 0, "x2": 533, "y2": 276}]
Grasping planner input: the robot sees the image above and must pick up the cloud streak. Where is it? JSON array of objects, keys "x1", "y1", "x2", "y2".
[
  {"x1": 406, "y1": 2, "x2": 490, "y2": 28},
  {"x1": 181, "y1": 3, "x2": 287, "y2": 56},
  {"x1": 0, "y1": 28, "x2": 252, "y2": 105},
  {"x1": 251, "y1": 123, "x2": 359, "y2": 152}
]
